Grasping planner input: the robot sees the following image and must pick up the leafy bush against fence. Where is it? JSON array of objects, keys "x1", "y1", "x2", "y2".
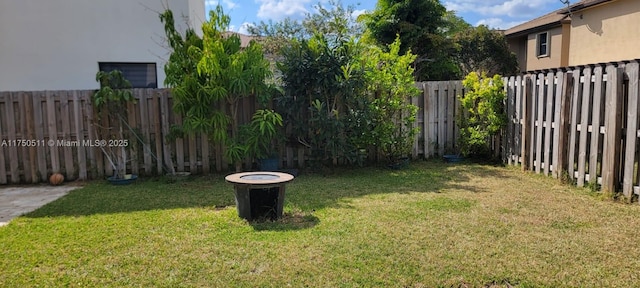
[
  {"x1": 277, "y1": 33, "x2": 419, "y2": 166},
  {"x1": 160, "y1": 4, "x2": 421, "y2": 169},
  {"x1": 457, "y1": 72, "x2": 506, "y2": 157}
]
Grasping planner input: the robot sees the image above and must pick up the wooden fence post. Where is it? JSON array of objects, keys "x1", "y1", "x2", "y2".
[
  {"x1": 160, "y1": 91, "x2": 175, "y2": 175},
  {"x1": 0, "y1": 93, "x2": 7, "y2": 184},
  {"x1": 514, "y1": 75, "x2": 523, "y2": 165},
  {"x1": 543, "y1": 71, "x2": 555, "y2": 176},
  {"x1": 412, "y1": 86, "x2": 420, "y2": 159},
  {"x1": 555, "y1": 72, "x2": 573, "y2": 179},
  {"x1": 189, "y1": 133, "x2": 197, "y2": 173},
  {"x1": 152, "y1": 91, "x2": 163, "y2": 174},
  {"x1": 60, "y1": 92, "x2": 74, "y2": 179},
  {"x1": 521, "y1": 76, "x2": 532, "y2": 171},
  {"x1": 73, "y1": 91, "x2": 88, "y2": 180},
  {"x1": 623, "y1": 62, "x2": 639, "y2": 199},
  {"x1": 139, "y1": 90, "x2": 152, "y2": 175},
  {"x1": 551, "y1": 71, "x2": 564, "y2": 178},
  {"x1": 127, "y1": 96, "x2": 140, "y2": 176},
  {"x1": 422, "y1": 82, "x2": 430, "y2": 158},
  {"x1": 84, "y1": 92, "x2": 99, "y2": 179},
  {"x1": 601, "y1": 65, "x2": 624, "y2": 194},
  {"x1": 46, "y1": 91, "x2": 61, "y2": 175},
  {"x1": 24, "y1": 92, "x2": 39, "y2": 183},
  {"x1": 505, "y1": 77, "x2": 514, "y2": 165},
  {"x1": 535, "y1": 73, "x2": 545, "y2": 174},
  {"x1": 577, "y1": 67, "x2": 593, "y2": 187},
  {"x1": 201, "y1": 134, "x2": 210, "y2": 174},
  {"x1": 6, "y1": 93, "x2": 19, "y2": 183},
  {"x1": 446, "y1": 81, "x2": 455, "y2": 153},
  {"x1": 175, "y1": 113, "x2": 185, "y2": 172},
  {"x1": 567, "y1": 69, "x2": 582, "y2": 181},
  {"x1": 588, "y1": 66, "x2": 604, "y2": 184}
]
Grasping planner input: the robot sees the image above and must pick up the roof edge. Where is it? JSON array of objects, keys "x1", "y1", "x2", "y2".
[
  {"x1": 505, "y1": 14, "x2": 569, "y2": 37},
  {"x1": 560, "y1": 0, "x2": 616, "y2": 14}
]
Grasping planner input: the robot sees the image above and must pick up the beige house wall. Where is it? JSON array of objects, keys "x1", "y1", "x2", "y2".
[
  {"x1": 560, "y1": 22, "x2": 571, "y2": 67},
  {"x1": 508, "y1": 37, "x2": 528, "y2": 72},
  {"x1": 569, "y1": 0, "x2": 640, "y2": 66},
  {"x1": 524, "y1": 26, "x2": 564, "y2": 71}
]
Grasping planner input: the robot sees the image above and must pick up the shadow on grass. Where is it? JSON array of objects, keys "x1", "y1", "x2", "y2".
[
  {"x1": 24, "y1": 160, "x2": 509, "y2": 219},
  {"x1": 249, "y1": 212, "x2": 320, "y2": 231},
  {"x1": 25, "y1": 175, "x2": 237, "y2": 218}
]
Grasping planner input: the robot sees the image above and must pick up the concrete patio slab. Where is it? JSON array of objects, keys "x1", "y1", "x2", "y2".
[{"x1": 0, "y1": 185, "x2": 80, "y2": 227}]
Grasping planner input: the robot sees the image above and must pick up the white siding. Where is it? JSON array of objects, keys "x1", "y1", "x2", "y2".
[{"x1": 0, "y1": 0, "x2": 204, "y2": 91}]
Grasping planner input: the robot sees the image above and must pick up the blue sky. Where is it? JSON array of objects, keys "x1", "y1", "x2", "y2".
[{"x1": 205, "y1": 0, "x2": 572, "y2": 33}]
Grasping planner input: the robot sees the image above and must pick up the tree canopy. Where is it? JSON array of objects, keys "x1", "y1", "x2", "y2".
[
  {"x1": 361, "y1": 0, "x2": 459, "y2": 81},
  {"x1": 454, "y1": 25, "x2": 518, "y2": 76},
  {"x1": 248, "y1": 0, "x2": 363, "y2": 55}
]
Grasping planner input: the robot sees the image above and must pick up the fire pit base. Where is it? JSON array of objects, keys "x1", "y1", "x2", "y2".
[{"x1": 225, "y1": 172, "x2": 294, "y2": 221}]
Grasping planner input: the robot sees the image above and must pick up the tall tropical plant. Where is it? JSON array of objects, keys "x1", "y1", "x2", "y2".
[
  {"x1": 246, "y1": 109, "x2": 283, "y2": 160},
  {"x1": 162, "y1": 5, "x2": 273, "y2": 171}
]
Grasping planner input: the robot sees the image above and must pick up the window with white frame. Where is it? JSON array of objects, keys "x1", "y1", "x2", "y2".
[
  {"x1": 536, "y1": 32, "x2": 549, "y2": 57},
  {"x1": 98, "y1": 63, "x2": 157, "y2": 88}
]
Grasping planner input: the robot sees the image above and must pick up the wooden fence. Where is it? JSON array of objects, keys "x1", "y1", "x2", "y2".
[
  {"x1": 4, "y1": 62, "x2": 637, "y2": 199},
  {"x1": 503, "y1": 61, "x2": 640, "y2": 199},
  {"x1": 413, "y1": 81, "x2": 463, "y2": 158},
  {"x1": 0, "y1": 89, "x2": 275, "y2": 184},
  {"x1": 0, "y1": 83, "x2": 464, "y2": 184},
  {"x1": 417, "y1": 62, "x2": 640, "y2": 199}
]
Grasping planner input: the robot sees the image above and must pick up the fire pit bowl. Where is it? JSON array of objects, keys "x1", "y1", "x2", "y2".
[{"x1": 225, "y1": 172, "x2": 294, "y2": 221}]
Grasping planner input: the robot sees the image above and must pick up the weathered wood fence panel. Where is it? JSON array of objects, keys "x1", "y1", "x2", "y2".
[
  {"x1": 416, "y1": 81, "x2": 463, "y2": 158},
  {"x1": 623, "y1": 62, "x2": 640, "y2": 198},
  {"x1": 503, "y1": 61, "x2": 640, "y2": 199},
  {"x1": 0, "y1": 90, "x2": 187, "y2": 183},
  {"x1": 0, "y1": 89, "x2": 311, "y2": 184}
]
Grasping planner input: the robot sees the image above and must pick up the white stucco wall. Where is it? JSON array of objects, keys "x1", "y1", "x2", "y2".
[{"x1": 0, "y1": 0, "x2": 205, "y2": 91}]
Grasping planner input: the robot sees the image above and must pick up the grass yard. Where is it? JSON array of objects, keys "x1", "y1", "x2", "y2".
[{"x1": 2, "y1": 161, "x2": 640, "y2": 287}]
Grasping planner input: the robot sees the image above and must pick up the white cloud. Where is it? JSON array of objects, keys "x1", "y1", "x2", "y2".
[
  {"x1": 483, "y1": 0, "x2": 557, "y2": 18},
  {"x1": 256, "y1": 0, "x2": 312, "y2": 20},
  {"x1": 444, "y1": 0, "x2": 557, "y2": 18},
  {"x1": 476, "y1": 18, "x2": 524, "y2": 29},
  {"x1": 237, "y1": 22, "x2": 255, "y2": 35},
  {"x1": 204, "y1": 0, "x2": 217, "y2": 7},
  {"x1": 351, "y1": 9, "x2": 367, "y2": 20},
  {"x1": 443, "y1": 0, "x2": 477, "y2": 13},
  {"x1": 223, "y1": 0, "x2": 238, "y2": 10},
  {"x1": 205, "y1": 0, "x2": 238, "y2": 10}
]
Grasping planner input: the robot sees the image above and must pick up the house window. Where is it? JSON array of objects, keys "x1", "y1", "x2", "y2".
[
  {"x1": 98, "y1": 63, "x2": 157, "y2": 88},
  {"x1": 536, "y1": 32, "x2": 549, "y2": 57}
]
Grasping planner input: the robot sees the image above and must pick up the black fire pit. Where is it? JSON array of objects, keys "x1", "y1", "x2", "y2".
[{"x1": 225, "y1": 172, "x2": 294, "y2": 221}]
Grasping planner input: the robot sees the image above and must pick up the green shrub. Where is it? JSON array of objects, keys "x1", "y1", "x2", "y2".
[{"x1": 457, "y1": 72, "x2": 506, "y2": 157}]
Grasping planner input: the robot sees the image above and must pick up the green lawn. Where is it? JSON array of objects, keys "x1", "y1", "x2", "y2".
[{"x1": 2, "y1": 161, "x2": 640, "y2": 287}]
